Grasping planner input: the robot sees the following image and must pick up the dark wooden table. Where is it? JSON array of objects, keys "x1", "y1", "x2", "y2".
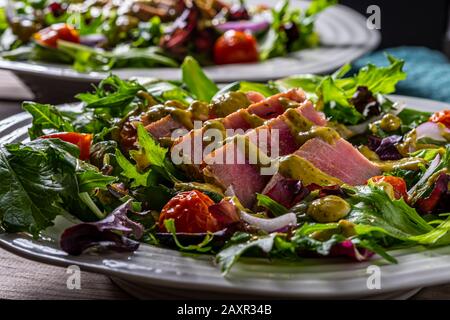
[{"x1": 0, "y1": 71, "x2": 449, "y2": 300}]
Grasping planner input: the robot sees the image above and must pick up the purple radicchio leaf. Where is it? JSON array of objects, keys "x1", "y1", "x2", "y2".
[
  {"x1": 262, "y1": 176, "x2": 309, "y2": 208},
  {"x1": 60, "y1": 200, "x2": 144, "y2": 255},
  {"x1": 330, "y1": 240, "x2": 374, "y2": 262},
  {"x1": 368, "y1": 135, "x2": 403, "y2": 160}
]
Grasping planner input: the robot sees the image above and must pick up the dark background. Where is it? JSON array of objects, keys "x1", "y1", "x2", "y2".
[{"x1": 341, "y1": 0, "x2": 450, "y2": 56}]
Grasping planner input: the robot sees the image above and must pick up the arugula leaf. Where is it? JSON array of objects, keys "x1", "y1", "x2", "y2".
[
  {"x1": 181, "y1": 56, "x2": 218, "y2": 102},
  {"x1": 256, "y1": 193, "x2": 289, "y2": 217},
  {"x1": 348, "y1": 185, "x2": 433, "y2": 241},
  {"x1": 239, "y1": 81, "x2": 279, "y2": 97},
  {"x1": 23, "y1": 102, "x2": 74, "y2": 139},
  {"x1": 130, "y1": 123, "x2": 167, "y2": 168},
  {"x1": 410, "y1": 148, "x2": 441, "y2": 162},
  {"x1": 397, "y1": 108, "x2": 431, "y2": 132},
  {"x1": 409, "y1": 218, "x2": 450, "y2": 246},
  {"x1": 163, "y1": 219, "x2": 213, "y2": 253},
  {"x1": 353, "y1": 238, "x2": 397, "y2": 264},
  {"x1": 275, "y1": 74, "x2": 323, "y2": 94},
  {"x1": 216, "y1": 234, "x2": 276, "y2": 274},
  {"x1": 76, "y1": 169, "x2": 117, "y2": 193},
  {"x1": 115, "y1": 149, "x2": 151, "y2": 188},
  {"x1": 143, "y1": 80, "x2": 193, "y2": 105},
  {"x1": 408, "y1": 145, "x2": 450, "y2": 205},
  {"x1": 129, "y1": 123, "x2": 178, "y2": 182},
  {"x1": 76, "y1": 75, "x2": 144, "y2": 109}
]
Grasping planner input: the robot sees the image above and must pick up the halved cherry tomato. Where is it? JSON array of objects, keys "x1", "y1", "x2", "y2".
[
  {"x1": 429, "y1": 110, "x2": 450, "y2": 129},
  {"x1": 40, "y1": 132, "x2": 92, "y2": 160},
  {"x1": 159, "y1": 190, "x2": 221, "y2": 233},
  {"x1": 33, "y1": 23, "x2": 80, "y2": 48},
  {"x1": 213, "y1": 30, "x2": 259, "y2": 65},
  {"x1": 368, "y1": 176, "x2": 408, "y2": 200}
]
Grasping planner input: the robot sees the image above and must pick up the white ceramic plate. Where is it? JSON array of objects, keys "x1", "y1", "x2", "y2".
[
  {"x1": 0, "y1": 95, "x2": 449, "y2": 299},
  {"x1": 0, "y1": 1, "x2": 380, "y2": 82}
]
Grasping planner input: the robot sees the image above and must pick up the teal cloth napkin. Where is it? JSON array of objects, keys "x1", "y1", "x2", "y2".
[{"x1": 353, "y1": 46, "x2": 450, "y2": 103}]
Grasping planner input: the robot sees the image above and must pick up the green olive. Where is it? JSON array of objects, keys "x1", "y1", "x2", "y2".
[
  {"x1": 380, "y1": 113, "x2": 402, "y2": 132},
  {"x1": 306, "y1": 195, "x2": 351, "y2": 223}
]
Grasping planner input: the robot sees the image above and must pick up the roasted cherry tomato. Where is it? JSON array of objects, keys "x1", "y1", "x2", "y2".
[
  {"x1": 40, "y1": 132, "x2": 93, "y2": 160},
  {"x1": 368, "y1": 176, "x2": 408, "y2": 200},
  {"x1": 159, "y1": 190, "x2": 222, "y2": 233},
  {"x1": 213, "y1": 30, "x2": 259, "y2": 65},
  {"x1": 429, "y1": 110, "x2": 450, "y2": 129},
  {"x1": 33, "y1": 23, "x2": 80, "y2": 48}
]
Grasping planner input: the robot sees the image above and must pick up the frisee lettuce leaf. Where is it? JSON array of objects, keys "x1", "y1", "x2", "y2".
[{"x1": 276, "y1": 55, "x2": 406, "y2": 124}]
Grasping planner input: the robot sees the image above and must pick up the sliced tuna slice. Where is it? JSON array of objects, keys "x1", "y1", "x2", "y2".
[
  {"x1": 246, "y1": 89, "x2": 306, "y2": 120},
  {"x1": 149, "y1": 89, "x2": 307, "y2": 141},
  {"x1": 246, "y1": 91, "x2": 265, "y2": 103},
  {"x1": 146, "y1": 115, "x2": 184, "y2": 139},
  {"x1": 201, "y1": 101, "x2": 324, "y2": 207},
  {"x1": 295, "y1": 138, "x2": 381, "y2": 185},
  {"x1": 203, "y1": 136, "x2": 272, "y2": 208}
]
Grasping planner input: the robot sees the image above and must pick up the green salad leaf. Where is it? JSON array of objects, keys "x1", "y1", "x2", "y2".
[
  {"x1": 348, "y1": 185, "x2": 434, "y2": 241},
  {"x1": 76, "y1": 75, "x2": 144, "y2": 109},
  {"x1": 115, "y1": 149, "x2": 151, "y2": 188},
  {"x1": 256, "y1": 193, "x2": 289, "y2": 217},
  {"x1": 23, "y1": 102, "x2": 74, "y2": 139},
  {"x1": 276, "y1": 55, "x2": 406, "y2": 124},
  {"x1": 216, "y1": 234, "x2": 277, "y2": 274},
  {"x1": 0, "y1": 139, "x2": 113, "y2": 235},
  {"x1": 181, "y1": 56, "x2": 218, "y2": 102}
]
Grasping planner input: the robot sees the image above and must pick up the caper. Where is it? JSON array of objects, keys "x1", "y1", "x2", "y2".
[
  {"x1": 380, "y1": 113, "x2": 402, "y2": 132},
  {"x1": 306, "y1": 195, "x2": 351, "y2": 223}
]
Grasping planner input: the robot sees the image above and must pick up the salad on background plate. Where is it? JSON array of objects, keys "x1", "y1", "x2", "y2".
[
  {"x1": 0, "y1": 0, "x2": 336, "y2": 72},
  {"x1": 0, "y1": 55, "x2": 449, "y2": 275}
]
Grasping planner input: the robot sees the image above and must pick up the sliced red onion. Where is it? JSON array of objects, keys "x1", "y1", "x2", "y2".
[
  {"x1": 80, "y1": 34, "x2": 107, "y2": 47},
  {"x1": 215, "y1": 20, "x2": 269, "y2": 33},
  {"x1": 239, "y1": 210, "x2": 297, "y2": 233},
  {"x1": 408, "y1": 153, "x2": 441, "y2": 197},
  {"x1": 416, "y1": 121, "x2": 450, "y2": 143}
]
